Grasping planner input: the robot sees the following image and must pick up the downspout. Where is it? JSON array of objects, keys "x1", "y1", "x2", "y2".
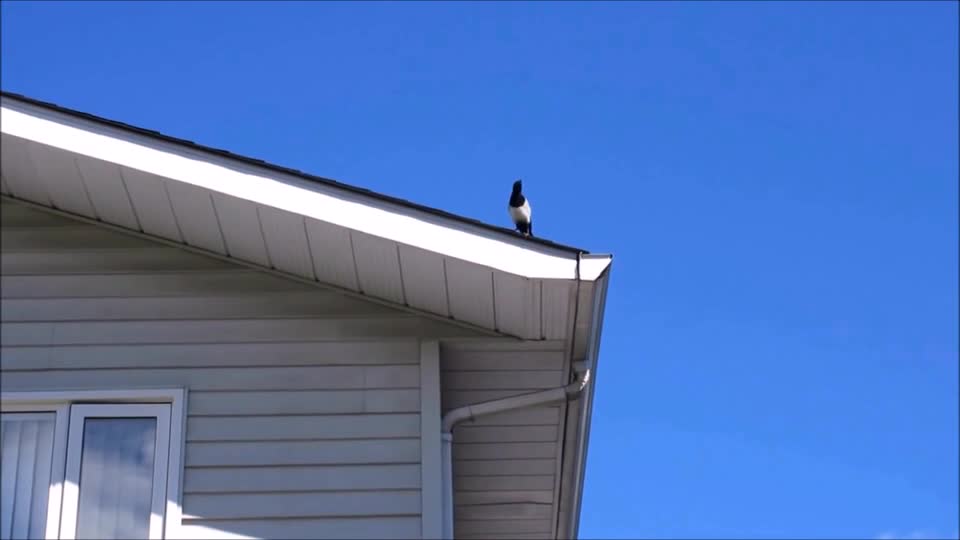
[
  {"x1": 440, "y1": 367, "x2": 592, "y2": 540},
  {"x1": 440, "y1": 252, "x2": 587, "y2": 540}
]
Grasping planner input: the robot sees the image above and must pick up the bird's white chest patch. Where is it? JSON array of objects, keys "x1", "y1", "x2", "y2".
[{"x1": 508, "y1": 200, "x2": 531, "y2": 223}]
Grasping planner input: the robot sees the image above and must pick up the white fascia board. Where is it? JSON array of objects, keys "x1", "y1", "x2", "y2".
[{"x1": 1, "y1": 100, "x2": 612, "y2": 281}]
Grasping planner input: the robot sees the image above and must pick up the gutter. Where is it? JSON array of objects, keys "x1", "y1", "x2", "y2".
[
  {"x1": 440, "y1": 366, "x2": 592, "y2": 540},
  {"x1": 560, "y1": 266, "x2": 611, "y2": 539}
]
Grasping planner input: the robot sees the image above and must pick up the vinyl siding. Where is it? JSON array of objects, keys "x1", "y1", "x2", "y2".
[
  {"x1": 0, "y1": 199, "x2": 479, "y2": 540},
  {"x1": 440, "y1": 341, "x2": 568, "y2": 540}
]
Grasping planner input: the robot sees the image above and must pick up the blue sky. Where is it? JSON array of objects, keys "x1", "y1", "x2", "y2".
[{"x1": 2, "y1": 1, "x2": 956, "y2": 538}]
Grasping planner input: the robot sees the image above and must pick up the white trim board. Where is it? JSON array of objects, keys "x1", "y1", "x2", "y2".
[
  {"x1": 419, "y1": 341, "x2": 443, "y2": 539},
  {"x1": 1, "y1": 99, "x2": 611, "y2": 282}
]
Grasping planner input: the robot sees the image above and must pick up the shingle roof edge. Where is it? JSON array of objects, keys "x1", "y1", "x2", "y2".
[{"x1": 1, "y1": 90, "x2": 589, "y2": 255}]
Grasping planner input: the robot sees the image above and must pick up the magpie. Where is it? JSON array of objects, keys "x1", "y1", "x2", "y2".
[{"x1": 508, "y1": 179, "x2": 533, "y2": 236}]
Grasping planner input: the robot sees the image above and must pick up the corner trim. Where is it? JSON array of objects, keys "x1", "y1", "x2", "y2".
[{"x1": 420, "y1": 340, "x2": 443, "y2": 539}]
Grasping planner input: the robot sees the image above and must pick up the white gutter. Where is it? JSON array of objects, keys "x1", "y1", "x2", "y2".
[
  {"x1": 440, "y1": 367, "x2": 592, "y2": 540},
  {"x1": 561, "y1": 268, "x2": 611, "y2": 539}
]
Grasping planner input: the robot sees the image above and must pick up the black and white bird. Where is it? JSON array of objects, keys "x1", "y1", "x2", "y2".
[{"x1": 508, "y1": 179, "x2": 533, "y2": 236}]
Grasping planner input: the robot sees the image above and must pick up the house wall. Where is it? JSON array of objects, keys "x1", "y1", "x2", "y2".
[
  {"x1": 441, "y1": 340, "x2": 570, "y2": 540},
  {"x1": 0, "y1": 199, "x2": 479, "y2": 540}
]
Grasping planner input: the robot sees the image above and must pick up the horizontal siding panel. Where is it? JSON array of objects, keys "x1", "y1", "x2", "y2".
[
  {"x1": 456, "y1": 490, "x2": 554, "y2": 505},
  {"x1": 453, "y1": 425, "x2": 558, "y2": 444},
  {"x1": 178, "y1": 517, "x2": 421, "y2": 540},
  {"x1": 184, "y1": 491, "x2": 419, "y2": 520},
  {"x1": 0, "y1": 318, "x2": 467, "y2": 345},
  {"x1": 184, "y1": 464, "x2": 420, "y2": 493},
  {"x1": 442, "y1": 371, "x2": 564, "y2": 390},
  {"x1": 0, "y1": 293, "x2": 399, "y2": 321},
  {"x1": 443, "y1": 390, "x2": 533, "y2": 410},
  {"x1": 442, "y1": 350, "x2": 565, "y2": 372},
  {"x1": 364, "y1": 389, "x2": 422, "y2": 415},
  {"x1": 1, "y1": 272, "x2": 307, "y2": 298},
  {"x1": 188, "y1": 390, "x2": 420, "y2": 416},
  {"x1": 453, "y1": 442, "x2": 557, "y2": 460},
  {"x1": 441, "y1": 339, "x2": 566, "y2": 354},
  {"x1": 187, "y1": 414, "x2": 420, "y2": 441},
  {"x1": 186, "y1": 439, "x2": 419, "y2": 467},
  {"x1": 455, "y1": 475, "x2": 555, "y2": 492},
  {"x1": 454, "y1": 459, "x2": 556, "y2": 477},
  {"x1": 365, "y1": 364, "x2": 420, "y2": 388},
  {"x1": 456, "y1": 519, "x2": 552, "y2": 535},
  {"x1": 1, "y1": 249, "x2": 234, "y2": 275},
  {"x1": 464, "y1": 408, "x2": 561, "y2": 426},
  {"x1": 456, "y1": 503, "x2": 552, "y2": 521},
  {"x1": 459, "y1": 534, "x2": 550, "y2": 540},
  {"x1": 0, "y1": 366, "x2": 417, "y2": 391},
  {"x1": 1, "y1": 226, "x2": 149, "y2": 250},
  {"x1": 0, "y1": 202, "x2": 77, "y2": 227},
  {"x1": 0, "y1": 342, "x2": 417, "y2": 370}
]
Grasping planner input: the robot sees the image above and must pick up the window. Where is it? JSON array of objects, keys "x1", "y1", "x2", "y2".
[
  {"x1": 1, "y1": 413, "x2": 58, "y2": 539},
  {"x1": 0, "y1": 391, "x2": 184, "y2": 540}
]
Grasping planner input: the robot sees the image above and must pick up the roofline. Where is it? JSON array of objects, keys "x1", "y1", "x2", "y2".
[
  {"x1": 2, "y1": 91, "x2": 612, "y2": 281},
  {"x1": 0, "y1": 90, "x2": 589, "y2": 255}
]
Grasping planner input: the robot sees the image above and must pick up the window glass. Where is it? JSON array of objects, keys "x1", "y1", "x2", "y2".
[
  {"x1": 75, "y1": 418, "x2": 157, "y2": 540},
  {"x1": 0, "y1": 413, "x2": 56, "y2": 540}
]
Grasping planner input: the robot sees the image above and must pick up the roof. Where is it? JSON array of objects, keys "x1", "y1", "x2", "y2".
[
  {"x1": 0, "y1": 90, "x2": 588, "y2": 255},
  {"x1": 1, "y1": 87, "x2": 612, "y2": 337}
]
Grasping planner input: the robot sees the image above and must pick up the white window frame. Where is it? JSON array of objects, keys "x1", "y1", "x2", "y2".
[
  {"x1": 60, "y1": 404, "x2": 172, "y2": 540},
  {"x1": 0, "y1": 389, "x2": 186, "y2": 540}
]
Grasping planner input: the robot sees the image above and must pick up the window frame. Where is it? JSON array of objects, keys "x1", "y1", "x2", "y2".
[
  {"x1": 0, "y1": 389, "x2": 186, "y2": 540},
  {"x1": 60, "y1": 404, "x2": 172, "y2": 540}
]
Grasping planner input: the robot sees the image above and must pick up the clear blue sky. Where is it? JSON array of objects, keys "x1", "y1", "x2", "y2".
[{"x1": 2, "y1": 1, "x2": 957, "y2": 538}]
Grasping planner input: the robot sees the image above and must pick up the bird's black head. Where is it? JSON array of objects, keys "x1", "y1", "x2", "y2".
[{"x1": 512, "y1": 179, "x2": 523, "y2": 193}]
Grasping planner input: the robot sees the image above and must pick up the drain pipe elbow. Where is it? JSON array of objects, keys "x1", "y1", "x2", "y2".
[{"x1": 565, "y1": 367, "x2": 590, "y2": 398}]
